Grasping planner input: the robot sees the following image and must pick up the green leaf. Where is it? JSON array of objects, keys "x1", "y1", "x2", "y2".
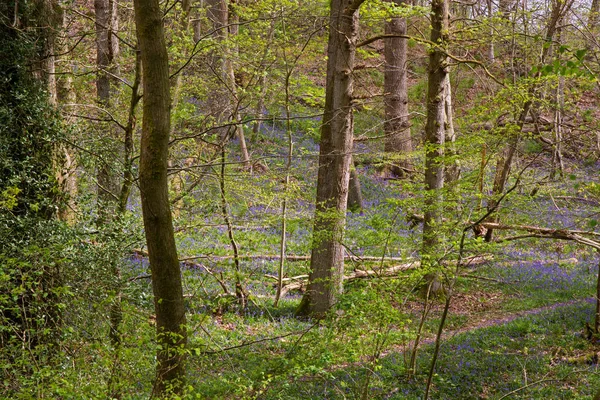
[{"x1": 575, "y1": 49, "x2": 587, "y2": 61}]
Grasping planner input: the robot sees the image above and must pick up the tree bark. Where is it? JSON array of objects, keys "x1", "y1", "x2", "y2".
[
  {"x1": 95, "y1": 0, "x2": 120, "y2": 220},
  {"x1": 56, "y1": 7, "x2": 78, "y2": 224},
  {"x1": 206, "y1": 0, "x2": 251, "y2": 167},
  {"x1": 444, "y1": 74, "x2": 460, "y2": 183},
  {"x1": 487, "y1": 0, "x2": 495, "y2": 62},
  {"x1": 133, "y1": 0, "x2": 188, "y2": 395},
  {"x1": 422, "y1": 0, "x2": 449, "y2": 257},
  {"x1": 588, "y1": 0, "x2": 600, "y2": 51},
  {"x1": 296, "y1": 0, "x2": 363, "y2": 318},
  {"x1": 348, "y1": 158, "x2": 363, "y2": 212},
  {"x1": 550, "y1": 21, "x2": 564, "y2": 181},
  {"x1": 383, "y1": 1, "x2": 412, "y2": 178}
]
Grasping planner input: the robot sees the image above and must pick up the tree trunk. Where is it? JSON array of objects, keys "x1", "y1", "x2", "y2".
[
  {"x1": 444, "y1": 74, "x2": 460, "y2": 183},
  {"x1": 296, "y1": 0, "x2": 363, "y2": 318},
  {"x1": 252, "y1": 20, "x2": 275, "y2": 140},
  {"x1": 55, "y1": 6, "x2": 79, "y2": 224},
  {"x1": 169, "y1": 0, "x2": 193, "y2": 219},
  {"x1": 422, "y1": 2, "x2": 451, "y2": 396},
  {"x1": 422, "y1": 0, "x2": 449, "y2": 257},
  {"x1": 551, "y1": 21, "x2": 564, "y2": 181},
  {"x1": 348, "y1": 159, "x2": 363, "y2": 212},
  {"x1": 206, "y1": 0, "x2": 251, "y2": 167},
  {"x1": 588, "y1": 0, "x2": 600, "y2": 51},
  {"x1": 133, "y1": 0, "x2": 187, "y2": 395},
  {"x1": 34, "y1": 0, "x2": 62, "y2": 105},
  {"x1": 487, "y1": 0, "x2": 495, "y2": 62},
  {"x1": 95, "y1": 7, "x2": 125, "y2": 398},
  {"x1": 95, "y1": 0, "x2": 120, "y2": 220},
  {"x1": 383, "y1": 1, "x2": 412, "y2": 178}
]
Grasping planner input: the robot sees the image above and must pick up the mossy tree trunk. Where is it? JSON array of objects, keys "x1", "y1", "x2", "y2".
[{"x1": 296, "y1": 0, "x2": 364, "y2": 318}]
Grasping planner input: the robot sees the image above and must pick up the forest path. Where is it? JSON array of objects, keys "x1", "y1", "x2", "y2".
[{"x1": 415, "y1": 296, "x2": 595, "y2": 349}]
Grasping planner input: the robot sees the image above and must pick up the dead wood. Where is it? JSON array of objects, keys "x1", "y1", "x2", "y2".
[
  {"x1": 178, "y1": 254, "x2": 411, "y2": 263},
  {"x1": 478, "y1": 222, "x2": 600, "y2": 250},
  {"x1": 277, "y1": 255, "x2": 492, "y2": 298}
]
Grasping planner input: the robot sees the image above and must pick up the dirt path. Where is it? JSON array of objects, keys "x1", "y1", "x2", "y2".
[{"x1": 427, "y1": 296, "x2": 595, "y2": 346}]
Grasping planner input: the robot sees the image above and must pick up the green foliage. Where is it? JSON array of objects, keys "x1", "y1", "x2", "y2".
[
  {"x1": 0, "y1": 7, "x2": 71, "y2": 394},
  {"x1": 522, "y1": 138, "x2": 543, "y2": 154},
  {"x1": 3, "y1": 0, "x2": 600, "y2": 396}
]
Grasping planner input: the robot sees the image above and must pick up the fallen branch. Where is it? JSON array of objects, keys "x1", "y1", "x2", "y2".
[
  {"x1": 479, "y1": 222, "x2": 600, "y2": 250},
  {"x1": 555, "y1": 196, "x2": 600, "y2": 206},
  {"x1": 265, "y1": 274, "x2": 309, "y2": 283}
]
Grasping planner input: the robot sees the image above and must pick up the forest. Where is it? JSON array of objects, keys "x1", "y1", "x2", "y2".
[{"x1": 2, "y1": 0, "x2": 600, "y2": 398}]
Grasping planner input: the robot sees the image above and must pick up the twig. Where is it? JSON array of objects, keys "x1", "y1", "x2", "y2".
[{"x1": 496, "y1": 370, "x2": 590, "y2": 400}]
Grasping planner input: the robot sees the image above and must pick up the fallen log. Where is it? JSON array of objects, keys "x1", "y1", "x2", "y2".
[
  {"x1": 178, "y1": 254, "x2": 411, "y2": 263},
  {"x1": 277, "y1": 254, "x2": 492, "y2": 298},
  {"x1": 278, "y1": 261, "x2": 421, "y2": 297},
  {"x1": 135, "y1": 248, "x2": 413, "y2": 264}
]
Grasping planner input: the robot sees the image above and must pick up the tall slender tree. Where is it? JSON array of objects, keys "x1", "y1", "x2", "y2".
[
  {"x1": 297, "y1": 0, "x2": 365, "y2": 318},
  {"x1": 133, "y1": 0, "x2": 187, "y2": 394},
  {"x1": 422, "y1": 1, "x2": 451, "y2": 394}
]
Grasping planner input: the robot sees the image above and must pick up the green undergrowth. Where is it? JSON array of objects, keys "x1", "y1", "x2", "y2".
[{"x1": 259, "y1": 301, "x2": 600, "y2": 400}]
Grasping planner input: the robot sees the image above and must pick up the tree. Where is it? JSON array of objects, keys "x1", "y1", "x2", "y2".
[
  {"x1": 384, "y1": 0, "x2": 413, "y2": 177},
  {"x1": 422, "y1": 0, "x2": 449, "y2": 259},
  {"x1": 0, "y1": 0, "x2": 66, "y2": 369},
  {"x1": 206, "y1": 0, "x2": 251, "y2": 167},
  {"x1": 95, "y1": 0, "x2": 120, "y2": 220},
  {"x1": 484, "y1": 0, "x2": 574, "y2": 241},
  {"x1": 296, "y1": 0, "x2": 364, "y2": 317},
  {"x1": 133, "y1": 0, "x2": 187, "y2": 394},
  {"x1": 587, "y1": 0, "x2": 600, "y2": 53}
]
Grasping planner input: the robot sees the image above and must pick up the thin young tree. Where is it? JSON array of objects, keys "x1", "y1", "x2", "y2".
[{"x1": 133, "y1": 0, "x2": 188, "y2": 394}]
